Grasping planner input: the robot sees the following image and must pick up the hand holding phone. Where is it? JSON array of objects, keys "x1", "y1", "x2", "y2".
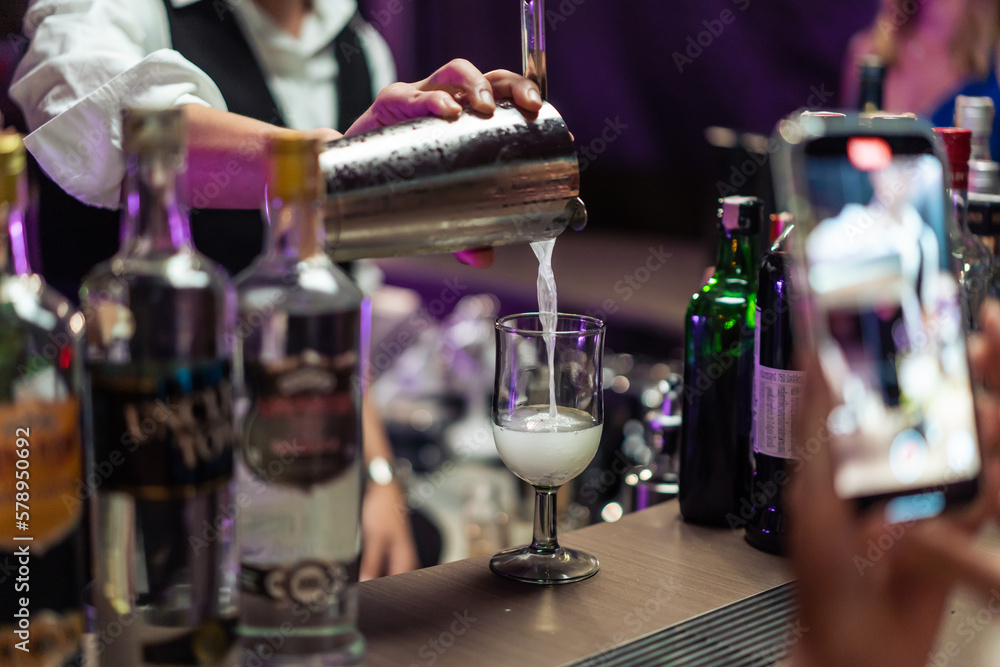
[{"x1": 777, "y1": 115, "x2": 982, "y2": 516}]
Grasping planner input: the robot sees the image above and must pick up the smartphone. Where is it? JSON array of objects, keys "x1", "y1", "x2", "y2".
[{"x1": 775, "y1": 114, "x2": 981, "y2": 518}]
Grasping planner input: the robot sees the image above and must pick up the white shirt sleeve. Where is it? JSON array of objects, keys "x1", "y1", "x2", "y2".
[{"x1": 9, "y1": 0, "x2": 228, "y2": 209}]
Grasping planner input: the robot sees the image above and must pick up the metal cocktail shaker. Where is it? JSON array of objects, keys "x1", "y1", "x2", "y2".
[{"x1": 321, "y1": 101, "x2": 585, "y2": 261}]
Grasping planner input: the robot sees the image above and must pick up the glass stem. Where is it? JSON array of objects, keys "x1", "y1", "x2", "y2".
[{"x1": 530, "y1": 488, "x2": 559, "y2": 552}]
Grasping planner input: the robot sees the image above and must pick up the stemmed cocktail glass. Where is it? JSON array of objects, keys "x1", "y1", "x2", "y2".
[{"x1": 490, "y1": 313, "x2": 605, "y2": 584}]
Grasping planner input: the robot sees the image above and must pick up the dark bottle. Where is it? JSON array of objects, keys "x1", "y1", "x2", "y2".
[
  {"x1": 968, "y1": 193, "x2": 1000, "y2": 300},
  {"x1": 0, "y1": 133, "x2": 88, "y2": 665},
  {"x1": 79, "y1": 109, "x2": 238, "y2": 665},
  {"x1": 745, "y1": 222, "x2": 801, "y2": 554},
  {"x1": 679, "y1": 196, "x2": 761, "y2": 525},
  {"x1": 857, "y1": 55, "x2": 887, "y2": 113}
]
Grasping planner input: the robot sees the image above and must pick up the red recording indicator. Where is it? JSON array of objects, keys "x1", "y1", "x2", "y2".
[{"x1": 847, "y1": 136, "x2": 893, "y2": 171}]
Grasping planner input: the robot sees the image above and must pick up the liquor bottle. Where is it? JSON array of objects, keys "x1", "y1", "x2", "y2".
[
  {"x1": 679, "y1": 196, "x2": 760, "y2": 525},
  {"x1": 79, "y1": 109, "x2": 238, "y2": 665},
  {"x1": 857, "y1": 55, "x2": 886, "y2": 113},
  {"x1": 935, "y1": 127, "x2": 992, "y2": 329},
  {"x1": 234, "y1": 136, "x2": 365, "y2": 664},
  {"x1": 745, "y1": 222, "x2": 801, "y2": 555},
  {"x1": 0, "y1": 133, "x2": 87, "y2": 665},
  {"x1": 968, "y1": 193, "x2": 1000, "y2": 299},
  {"x1": 955, "y1": 96, "x2": 1000, "y2": 198},
  {"x1": 955, "y1": 95, "x2": 994, "y2": 161}
]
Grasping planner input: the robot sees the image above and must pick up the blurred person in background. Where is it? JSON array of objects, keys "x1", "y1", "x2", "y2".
[
  {"x1": 842, "y1": 0, "x2": 1000, "y2": 147},
  {"x1": 7, "y1": 0, "x2": 542, "y2": 579}
]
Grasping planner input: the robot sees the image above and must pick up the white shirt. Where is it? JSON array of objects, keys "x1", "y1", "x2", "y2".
[{"x1": 10, "y1": 0, "x2": 396, "y2": 210}]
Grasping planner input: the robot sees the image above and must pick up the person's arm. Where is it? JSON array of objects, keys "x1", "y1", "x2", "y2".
[
  {"x1": 10, "y1": 0, "x2": 230, "y2": 208},
  {"x1": 182, "y1": 59, "x2": 545, "y2": 210},
  {"x1": 180, "y1": 104, "x2": 339, "y2": 209},
  {"x1": 359, "y1": 399, "x2": 419, "y2": 580}
]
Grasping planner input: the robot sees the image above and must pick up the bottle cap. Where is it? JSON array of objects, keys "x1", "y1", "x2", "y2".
[
  {"x1": 122, "y1": 107, "x2": 186, "y2": 156},
  {"x1": 268, "y1": 134, "x2": 323, "y2": 201},
  {"x1": 718, "y1": 196, "x2": 762, "y2": 235},
  {"x1": 934, "y1": 127, "x2": 972, "y2": 189},
  {"x1": 969, "y1": 159, "x2": 1000, "y2": 195},
  {"x1": 861, "y1": 112, "x2": 917, "y2": 130},
  {"x1": 0, "y1": 132, "x2": 25, "y2": 204},
  {"x1": 955, "y1": 96, "x2": 994, "y2": 138}
]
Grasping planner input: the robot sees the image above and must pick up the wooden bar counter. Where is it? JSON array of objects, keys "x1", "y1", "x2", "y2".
[{"x1": 357, "y1": 501, "x2": 793, "y2": 666}]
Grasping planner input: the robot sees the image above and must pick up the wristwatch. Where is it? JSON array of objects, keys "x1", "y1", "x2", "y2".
[{"x1": 367, "y1": 456, "x2": 395, "y2": 486}]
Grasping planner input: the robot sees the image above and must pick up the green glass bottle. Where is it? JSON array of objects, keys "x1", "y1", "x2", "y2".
[{"x1": 679, "y1": 196, "x2": 761, "y2": 526}]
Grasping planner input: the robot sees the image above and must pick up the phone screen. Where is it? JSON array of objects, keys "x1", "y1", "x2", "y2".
[{"x1": 798, "y1": 131, "x2": 981, "y2": 513}]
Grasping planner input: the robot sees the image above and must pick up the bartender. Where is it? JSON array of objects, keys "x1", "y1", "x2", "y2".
[{"x1": 9, "y1": 0, "x2": 543, "y2": 580}]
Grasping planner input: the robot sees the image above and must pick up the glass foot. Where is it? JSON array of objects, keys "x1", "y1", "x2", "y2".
[{"x1": 489, "y1": 545, "x2": 599, "y2": 584}]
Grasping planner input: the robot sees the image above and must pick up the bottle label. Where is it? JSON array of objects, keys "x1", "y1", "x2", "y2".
[
  {"x1": 243, "y1": 352, "x2": 359, "y2": 488},
  {"x1": 0, "y1": 611, "x2": 84, "y2": 664},
  {"x1": 753, "y1": 361, "x2": 805, "y2": 459},
  {"x1": 88, "y1": 361, "x2": 234, "y2": 494},
  {"x1": 240, "y1": 558, "x2": 356, "y2": 612},
  {"x1": 0, "y1": 398, "x2": 82, "y2": 549}
]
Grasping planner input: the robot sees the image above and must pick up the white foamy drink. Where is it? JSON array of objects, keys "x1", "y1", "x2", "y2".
[{"x1": 493, "y1": 406, "x2": 603, "y2": 487}]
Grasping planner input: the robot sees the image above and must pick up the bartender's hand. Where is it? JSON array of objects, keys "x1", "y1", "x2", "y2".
[
  {"x1": 346, "y1": 59, "x2": 543, "y2": 136},
  {"x1": 359, "y1": 401, "x2": 420, "y2": 580},
  {"x1": 785, "y1": 343, "x2": 1000, "y2": 667},
  {"x1": 360, "y1": 477, "x2": 420, "y2": 581}
]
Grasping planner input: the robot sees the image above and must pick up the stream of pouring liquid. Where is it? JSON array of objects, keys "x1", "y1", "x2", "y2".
[{"x1": 530, "y1": 239, "x2": 558, "y2": 420}]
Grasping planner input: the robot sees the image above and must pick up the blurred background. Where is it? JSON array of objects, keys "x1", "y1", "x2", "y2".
[{"x1": 0, "y1": 0, "x2": 879, "y2": 564}]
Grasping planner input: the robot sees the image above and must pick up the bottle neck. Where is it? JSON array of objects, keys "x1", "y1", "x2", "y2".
[
  {"x1": 715, "y1": 228, "x2": 758, "y2": 280},
  {"x1": 120, "y1": 151, "x2": 192, "y2": 255},
  {"x1": 0, "y1": 176, "x2": 30, "y2": 277},
  {"x1": 264, "y1": 195, "x2": 326, "y2": 261},
  {"x1": 950, "y1": 185, "x2": 971, "y2": 234}
]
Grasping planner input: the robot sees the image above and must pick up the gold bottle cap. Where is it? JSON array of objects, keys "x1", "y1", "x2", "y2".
[
  {"x1": 0, "y1": 131, "x2": 25, "y2": 204},
  {"x1": 122, "y1": 107, "x2": 186, "y2": 155},
  {"x1": 268, "y1": 134, "x2": 323, "y2": 201}
]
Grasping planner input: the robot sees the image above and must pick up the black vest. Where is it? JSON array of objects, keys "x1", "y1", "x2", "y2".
[{"x1": 34, "y1": 1, "x2": 374, "y2": 297}]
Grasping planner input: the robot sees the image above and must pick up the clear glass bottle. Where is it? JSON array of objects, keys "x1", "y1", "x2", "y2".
[
  {"x1": 679, "y1": 196, "x2": 760, "y2": 526},
  {"x1": 234, "y1": 136, "x2": 365, "y2": 665},
  {"x1": 79, "y1": 108, "x2": 238, "y2": 665},
  {"x1": 934, "y1": 127, "x2": 992, "y2": 329},
  {"x1": 0, "y1": 132, "x2": 88, "y2": 665}
]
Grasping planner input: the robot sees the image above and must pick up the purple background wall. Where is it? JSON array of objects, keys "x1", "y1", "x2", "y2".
[
  {"x1": 363, "y1": 0, "x2": 878, "y2": 241},
  {"x1": 2, "y1": 1, "x2": 879, "y2": 242}
]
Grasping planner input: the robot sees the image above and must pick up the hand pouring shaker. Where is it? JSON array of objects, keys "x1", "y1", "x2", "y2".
[{"x1": 320, "y1": 101, "x2": 586, "y2": 261}]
